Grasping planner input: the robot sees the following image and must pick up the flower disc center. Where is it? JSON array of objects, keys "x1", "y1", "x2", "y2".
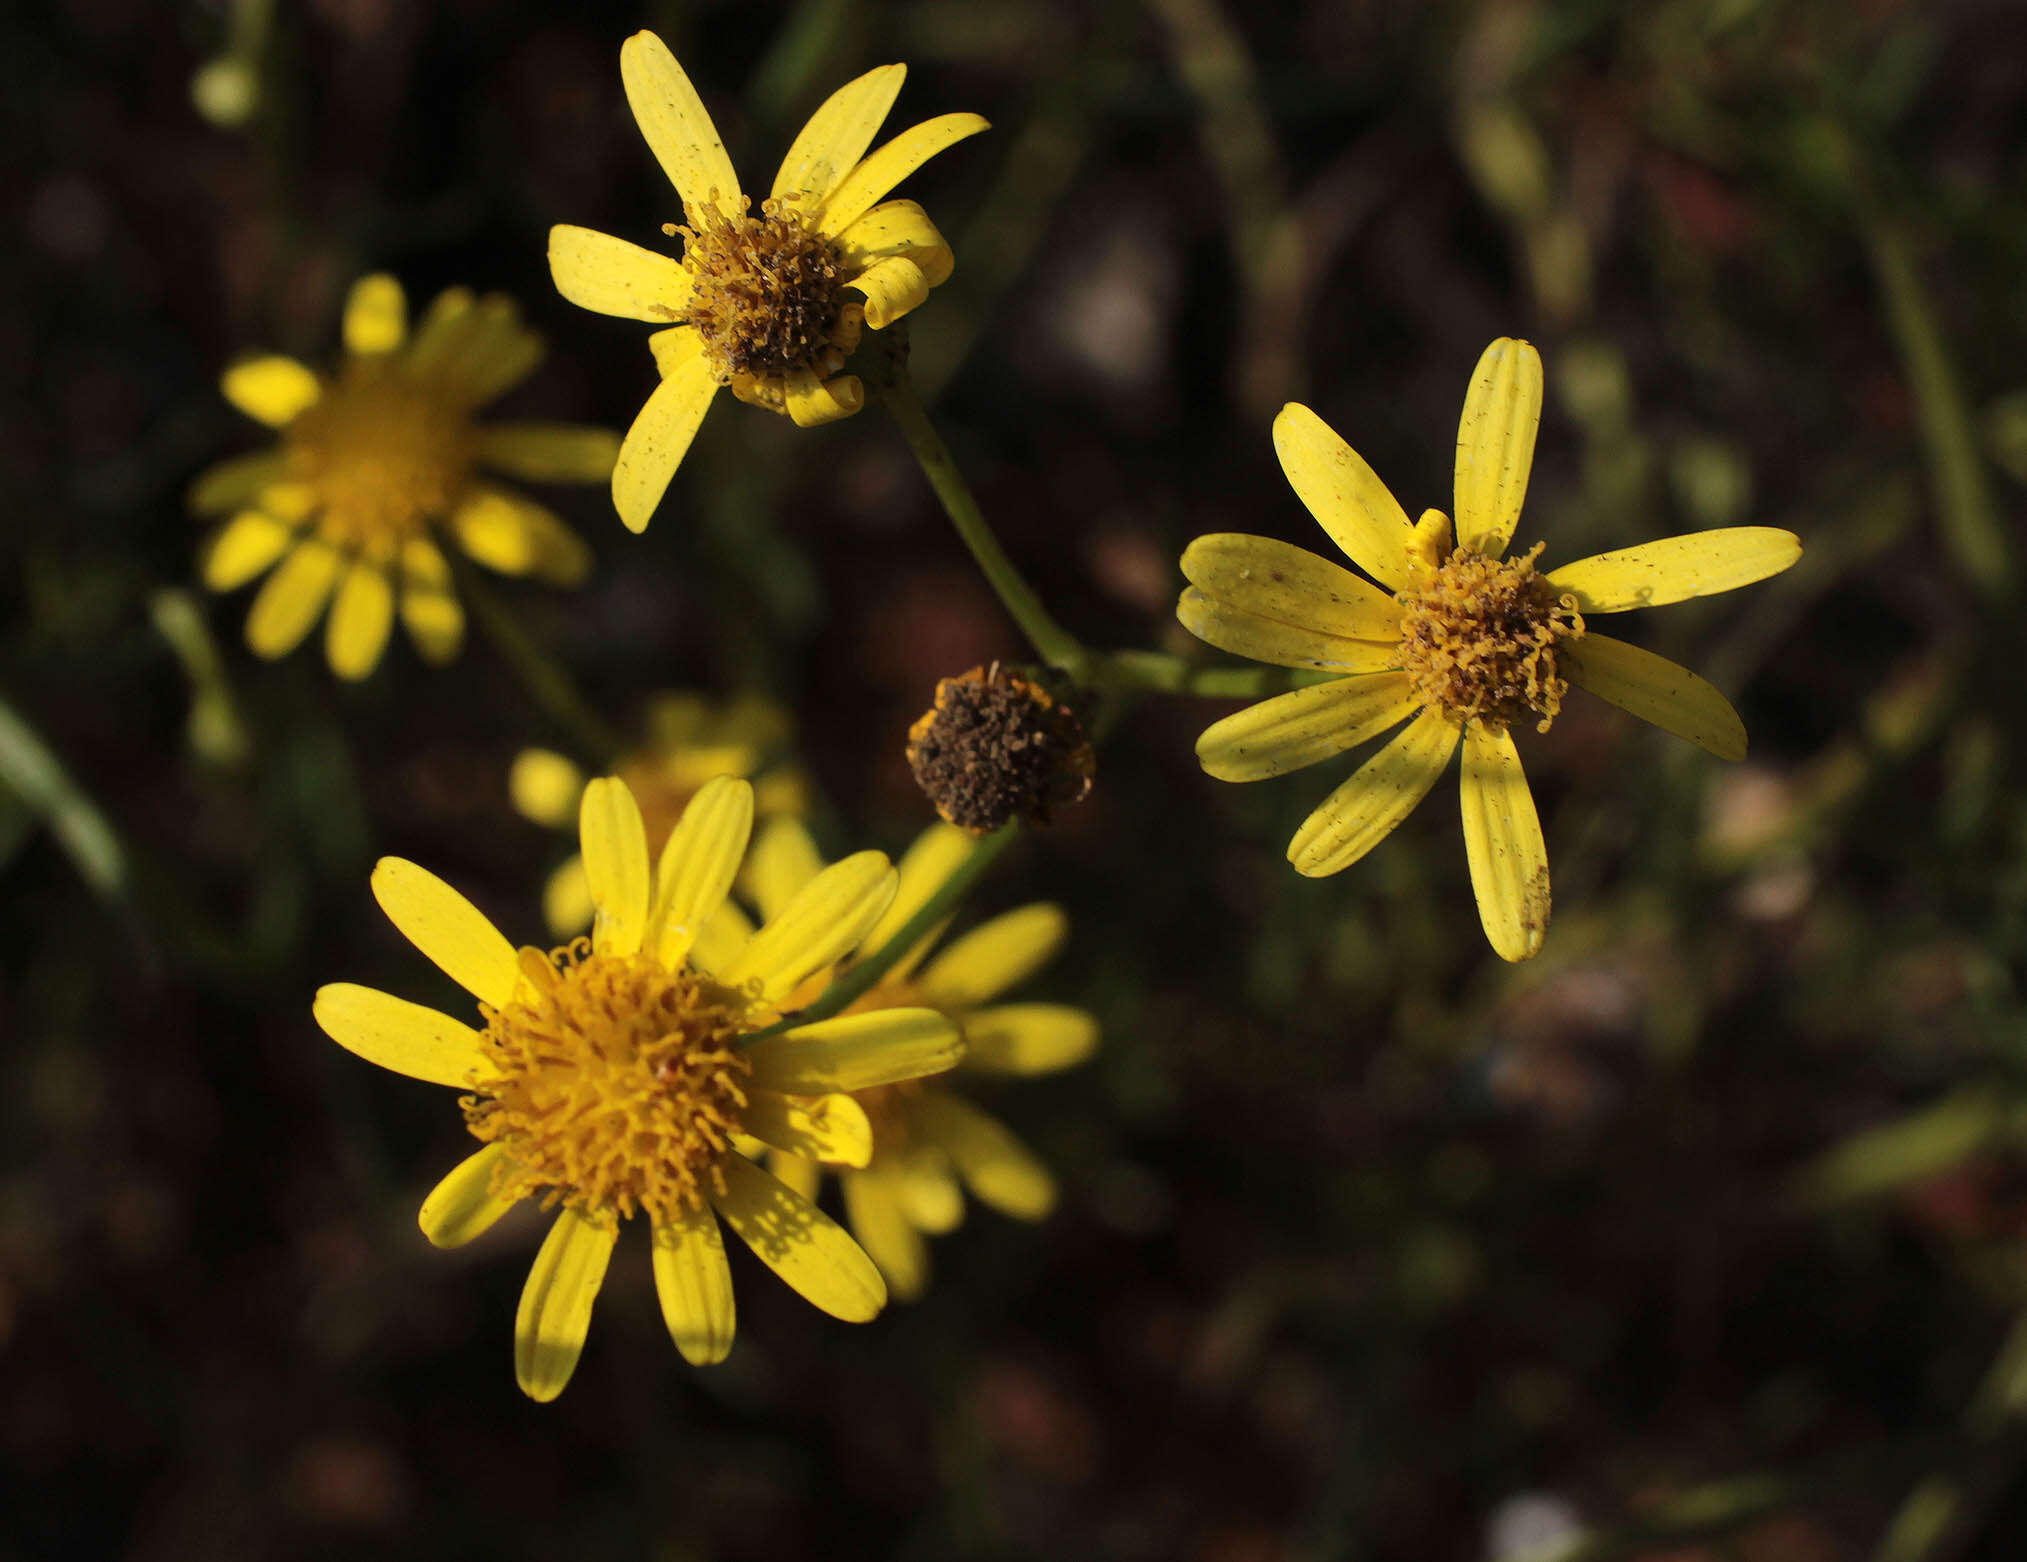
[
  {"x1": 466, "y1": 942, "x2": 756, "y2": 1225},
  {"x1": 678, "y1": 199, "x2": 844, "y2": 386},
  {"x1": 287, "y1": 361, "x2": 469, "y2": 555},
  {"x1": 1395, "y1": 542, "x2": 1584, "y2": 732}
]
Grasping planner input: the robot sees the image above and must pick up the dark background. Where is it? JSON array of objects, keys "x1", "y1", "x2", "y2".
[{"x1": 7, "y1": 0, "x2": 2027, "y2": 1557}]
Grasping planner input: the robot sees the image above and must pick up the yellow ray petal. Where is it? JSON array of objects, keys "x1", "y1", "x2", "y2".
[
  {"x1": 189, "y1": 450, "x2": 289, "y2": 515},
  {"x1": 1561, "y1": 633, "x2": 1747, "y2": 761},
  {"x1": 1272, "y1": 402, "x2": 1415, "y2": 592},
  {"x1": 222, "y1": 355, "x2": 322, "y2": 427},
  {"x1": 342, "y1": 274, "x2": 407, "y2": 356},
  {"x1": 312, "y1": 982, "x2": 488, "y2": 1087},
  {"x1": 449, "y1": 485, "x2": 593, "y2": 587},
  {"x1": 418, "y1": 1144, "x2": 519, "y2": 1248},
  {"x1": 962, "y1": 1003, "x2": 1099, "y2": 1075},
  {"x1": 861, "y1": 823, "x2": 974, "y2": 979},
  {"x1": 688, "y1": 901, "x2": 755, "y2": 975},
  {"x1": 716, "y1": 851, "x2": 896, "y2": 1002},
  {"x1": 1452, "y1": 337, "x2": 1543, "y2": 558},
  {"x1": 202, "y1": 510, "x2": 296, "y2": 591},
  {"x1": 244, "y1": 539, "x2": 340, "y2": 659},
  {"x1": 747, "y1": 1008, "x2": 963, "y2": 1093},
  {"x1": 743, "y1": 1089, "x2": 873, "y2": 1168},
  {"x1": 1180, "y1": 533, "x2": 1400, "y2": 640},
  {"x1": 1177, "y1": 588, "x2": 1401, "y2": 673},
  {"x1": 325, "y1": 558, "x2": 394, "y2": 681},
  {"x1": 1458, "y1": 722, "x2": 1550, "y2": 963},
  {"x1": 514, "y1": 1211, "x2": 617, "y2": 1402},
  {"x1": 648, "y1": 325, "x2": 703, "y2": 377},
  {"x1": 1545, "y1": 527, "x2": 1803, "y2": 613},
  {"x1": 547, "y1": 224, "x2": 694, "y2": 322},
  {"x1": 405, "y1": 285, "x2": 474, "y2": 369},
  {"x1": 840, "y1": 1168, "x2": 928, "y2": 1303},
  {"x1": 370, "y1": 856, "x2": 520, "y2": 1008},
  {"x1": 509, "y1": 748, "x2": 585, "y2": 828},
  {"x1": 650, "y1": 774, "x2": 754, "y2": 968},
  {"x1": 541, "y1": 856, "x2": 593, "y2": 939},
  {"x1": 817, "y1": 113, "x2": 991, "y2": 238},
  {"x1": 914, "y1": 1094, "x2": 1056, "y2": 1221},
  {"x1": 771, "y1": 62, "x2": 907, "y2": 208},
  {"x1": 845, "y1": 254, "x2": 929, "y2": 331},
  {"x1": 916, "y1": 903, "x2": 1067, "y2": 1011},
  {"x1": 1195, "y1": 673, "x2": 1422, "y2": 783},
  {"x1": 652, "y1": 1203, "x2": 736, "y2": 1366},
  {"x1": 709, "y1": 1153, "x2": 886, "y2": 1322},
  {"x1": 579, "y1": 777, "x2": 650, "y2": 957},
  {"x1": 837, "y1": 198, "x2": 954, "y2": 287},
  {"x1": 476, "y1": 424, "x2": 622, "y2": 485},
  {"x1": 738, "y1": 816, "x2": 825, "y2": 926},
  {"x1": 770, "y1": 1148, "x2": 822, "y2": 1202},
  {"x1": 781, "y1": 366, "x2": 864, "y2": 428},
  {"x1": 1288, "y1": 706, "x2": 1461, "y2": 877},
  {"x1": 613, "y1": 357, "x2": 718, "y2": 534},
  {"x1": 619, "y1": 31, "x2": 742, "y2": 222},
  {"x1": 398, "y1": 537, "x2": 463, "y2": 664},
  {"x1": 895, "y1": 1150, "x2": 964, "y2": 1233}
]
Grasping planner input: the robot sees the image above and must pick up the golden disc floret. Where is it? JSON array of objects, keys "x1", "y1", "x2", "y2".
[
  {"x1": 285, "y1": 359, "x2": 471, "y2": 558},
  {"x1": 1395, "y1": 539, "x2": 1585, "y2": 732},
  {"x1": 465, "y1": 938, "x2": 756, "y2": 1227}
]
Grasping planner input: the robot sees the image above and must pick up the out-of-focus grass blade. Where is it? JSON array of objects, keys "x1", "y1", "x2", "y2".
[
  {"x1": 151, "y1": 588, "x2": 251, "y2": 769},
  {"x1": 1788, "y1": 1089, "x2": 2013, "y2": 1210},
  {"x1": 0, "y1": 691, "x2": 128, "y2": 903}
]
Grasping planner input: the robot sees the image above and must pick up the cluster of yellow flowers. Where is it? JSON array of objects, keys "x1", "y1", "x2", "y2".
[{"x1": 191, "y1": 33, "x2": 1800, "y2": 1397}]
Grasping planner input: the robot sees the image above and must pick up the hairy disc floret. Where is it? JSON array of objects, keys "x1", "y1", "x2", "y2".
[
  {"x1": 1395, "y1": 541, "x2": 1585, "y2": 732},
  {"x1": 466, "y1": 939, "x2": 756, "y2": 1227}
]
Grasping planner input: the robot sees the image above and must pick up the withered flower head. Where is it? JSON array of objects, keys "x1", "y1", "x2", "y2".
[{"x1": 905, "y1": 664, "x2": 1094, "y2": 835}]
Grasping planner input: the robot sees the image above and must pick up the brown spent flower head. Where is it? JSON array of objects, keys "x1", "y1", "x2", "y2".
[
  {"x1": 906, "y1": 664, "x2": 1095, "y2": 835},
  {"x1": 1395, "y1": 538, "x2": 1586, "y2": 733}
]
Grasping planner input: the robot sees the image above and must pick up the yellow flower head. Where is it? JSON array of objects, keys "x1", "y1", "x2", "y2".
[
  {"x1": 510, "y1": 691, "x2": 810, "y2": 936},
  {"x1": 191, "y1": 274, "x2": 618, "y2": 680},
  {"x1": 1178, "y1": 338, "x2": 1803, "y2": 962},
  {"x1": 549, "y1": 32, "x2": 987, "y2": 532},
  {"x1": 734, "y1": 818, "x2": 1097, "y2": 1302},
  {"x1": 313, "y1": 775, "x2": 965, "y2": 1400}
]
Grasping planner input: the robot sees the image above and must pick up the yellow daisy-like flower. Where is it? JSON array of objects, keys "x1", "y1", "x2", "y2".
[
  {"x1": 548, "y1": 31, "x2": 986, "y2": 532},
  {"x1": 731, "y1": 818, "x2": 1097, "y2": 1301},
  {"x1": 192, "y1": 274, "x2": 616, "y2": 680},
  {"x1": 511, "y1": 691, "x2": 810, "y2": 936},
  {"x1": 313, "y1": 775, "x2": 964, "y2": 1401},
  {"x1": 1179, "y1": 337, "x2": 1802, "y2": 962}
]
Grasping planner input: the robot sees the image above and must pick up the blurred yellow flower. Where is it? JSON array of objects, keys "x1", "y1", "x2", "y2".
[
  {"x1": 734, "y1": 818, "x2": 1097, "y2": 1301},
  {"x1": 313, "y1": 775, "x2": 963, "y2": 1400},
  {"x1": 192, "y1": 274, "x2": 616, "y2": 680},
  {"x1": 549, "y1": 32, "x2": 986, "y2": 532},
  {"x1": 1178, "y1": 337, "x2": 1802, "y2": 962},
  {"x1": 511, "y1": 691, "x2": 809, "y2": 936}
]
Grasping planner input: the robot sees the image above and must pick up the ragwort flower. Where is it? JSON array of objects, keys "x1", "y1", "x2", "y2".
[
  {"x1": 511, "y1": 691, "x2": 809, "y2": 936},
  {"x1": 192, "y1": 274, "x2": 615, "y2": 679},
  {"x1": 314, "y1": 775, "x2": 964, "y2": 1400},
  {"x1": 734, "y1": 819, "x2": 1097, "y2": 1301},
  {"x1": 549, "y1": 32, "x2": 985, "y2": 531},
  {"x1": 1178, "y1": 338, "x2": 1802, "y2": 962}
]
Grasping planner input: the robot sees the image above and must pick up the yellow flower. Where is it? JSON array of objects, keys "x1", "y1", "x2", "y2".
[
  {"x1": 1178, "y1": 337, "x2": 1802, "y2": 962},
  {"x1": 313, "y1": 775, "x2": 964, "y2": 1400},
  {"x1": 192, "y1": 274, "x2": 616, "y2": 680},
  {"x1": 549, "y1": 32, "x2": 986, "y2": 532},
  {"x1": 732, "y1": 818, "x2": 1097, "y2": 1302},
  {"x1": 510, "y1": 691, "x2": 810, "y2": 936}
]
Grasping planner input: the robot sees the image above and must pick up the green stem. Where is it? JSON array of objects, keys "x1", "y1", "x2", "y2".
[
  {"x1": 451, "y1": 560, "x2": 623, "y2": 767},
  {"x1": 1086, "y1": 648, "x2": 1338, "y2": 699},
  {"x1": 876, "y1": 372, "x2": 1090, "y2": 681},
  {"x1": 743, "y1": 821, "x2": 1020, "y2": 1043}
]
